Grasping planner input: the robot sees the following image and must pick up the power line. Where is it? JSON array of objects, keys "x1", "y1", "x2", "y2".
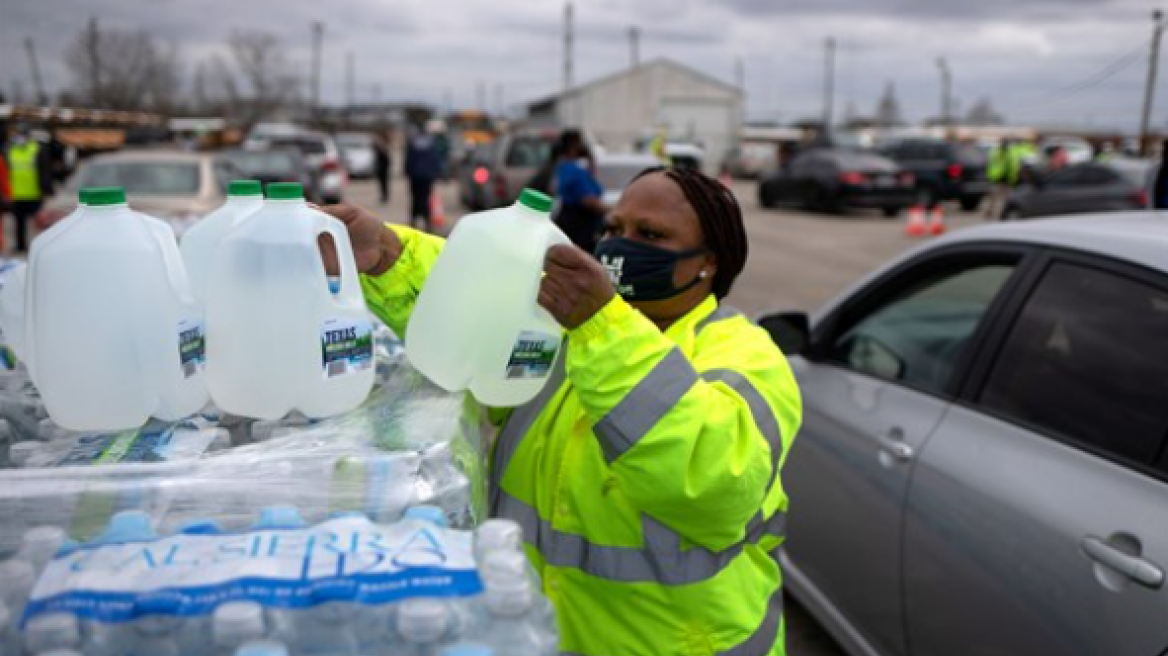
[{"x1": 1009, "y1": 46, "x2": 1147, "y2": 114}]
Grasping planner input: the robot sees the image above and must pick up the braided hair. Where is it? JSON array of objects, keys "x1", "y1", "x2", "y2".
[{"x1": 631, "y1": 167, "x2": 749, "y2": 299}]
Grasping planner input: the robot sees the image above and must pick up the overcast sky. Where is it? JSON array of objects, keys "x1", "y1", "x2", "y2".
[{"x1": 3, "y1": 0, "x2": 1164, "y2": 129}]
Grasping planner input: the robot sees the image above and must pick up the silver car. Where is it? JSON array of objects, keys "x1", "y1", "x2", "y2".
[{"x1": 761, "y1": 213, "x2": 1168, "y2": 656}]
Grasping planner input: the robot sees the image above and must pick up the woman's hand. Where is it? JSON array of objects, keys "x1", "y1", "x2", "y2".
[
  {"x1": 316, "y1": 203, "x2": 401, "y2": 276},
  {"x1": 539, "y1": 244, "x2": 615, "y2": 329}
]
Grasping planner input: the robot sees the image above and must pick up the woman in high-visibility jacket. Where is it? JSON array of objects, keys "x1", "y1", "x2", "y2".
[{"x1": 323, "y1": 167, "x2": 802, "y2": 656}]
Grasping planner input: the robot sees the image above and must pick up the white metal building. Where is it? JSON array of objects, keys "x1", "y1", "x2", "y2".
[{"x1": 526, "y1": 59, "x2": 744, "y2": 172}]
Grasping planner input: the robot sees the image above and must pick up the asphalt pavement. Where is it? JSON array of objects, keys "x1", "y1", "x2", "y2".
[{"x1": 344, "y1": 175, "x2": 988, "y2": 656}]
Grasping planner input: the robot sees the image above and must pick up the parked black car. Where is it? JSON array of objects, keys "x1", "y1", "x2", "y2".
[
  {"x1": 879, "y1": 138, "x2": 988, "y2": 211},
  {"x1": 759, "y1": 148, "x2": 916, "y2": 216},
  {"x1": 1002, "y1": 160, "x2": 1151, "y2": 219}
]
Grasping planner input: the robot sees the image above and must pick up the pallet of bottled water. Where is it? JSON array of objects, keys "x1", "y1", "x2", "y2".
[{"x1": 0, "y1": 505, "x2": 558, "y2": 656}]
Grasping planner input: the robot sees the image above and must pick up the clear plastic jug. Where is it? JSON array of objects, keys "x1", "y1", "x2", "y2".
[
  {"x1": 205, "y1": 182, "x2": 374, "y2": 420},
  {"x1": 25, "y1": 187, "x2": 209, "y2": 430},
  {"x1": 180, "y1": 180, "x2": 264, "y2": 303},
  {"x1": 406, "y1": 189, "x2": 569, "y2": 407}
]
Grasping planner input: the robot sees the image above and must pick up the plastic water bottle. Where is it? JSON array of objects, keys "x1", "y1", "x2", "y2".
[
  {"x1": 253, "y1": 506, "x2": 307, "y2": 530},
  {"x1": 0, "y1": 558, "x2": 35, "y2": 614},
  {"x1": 397, "y1": 598, "x2": 452, "y2": 656},
  {"x1": 474, "y1": 519, "x2": 524, "y2": 562},
  {"x1": 406, "y1": 189, "x2": 569, "y2": 407},
  {"x1": 92, "y1": 510, "x2": 156, "y2": 545},
  {"x1": 0, "y1": 600, "x2": 17, "y2": 656},
  {"x1": 404, "y1": 505, "x2": 449, "y2": 528},
  {"x1": 8, "y1": 440, "x2": 43, "y2": 468},
  {"x1": 180, "y1": 180, "x2": 264, "y2": 303},
  {"x1": 479, "y1": 578, "x2": 556, "y2": 656},
  {"x1": 214, "y1": 602, "x2": 269, "y2": 656},
  {"x1": 440, "y1": 644, "x2": 496, "y2": 656},
  {"x1": 205, "y1": 182, "x2": 374, "y2": 420},
  {"x1": 19, "y1": 525, "x2": 69, "y2": 570},
  {"x1": 296, "y1": 599, "x2": 358, "y2": 655},
  {"x1": 25, "y1": 186, "x2": 208, "y2": 430},
  {"x1": 235, "y1": 640, "x2": 290, "y2": 656},
  {"x1": 24, "y1": 612, "x2": 81, "y2": 653}
]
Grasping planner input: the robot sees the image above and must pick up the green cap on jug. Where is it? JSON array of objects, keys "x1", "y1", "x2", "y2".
[
  {"x1": 86, "y1": 187, "x2": 127, "y2": 206},
  {"x1": 77, "y1": 188, "x2": 91, "y2": 205},
  {"x1": 228, "y1": 180, "x2": 263, "y2": 197},
  {"x1": 518, "y1": 188, "x2": 553, "y2": 213},
  {"x1": 266, "y1": 182, "x2": 304, "y2": 200}
]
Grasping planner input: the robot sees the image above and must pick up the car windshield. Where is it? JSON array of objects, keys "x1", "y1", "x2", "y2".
[
  {"x1": 72, "y1": 160, "x2": 201, "y2": 195},
  {"x1": 337, "y1": 134, "x2": 373, "y2": 148},
  {"x1": 270, "y1": 137, "x2": 327, "y2": 155},
  {"x1": 506, "y1": 137, "x2": 553, "y2": 168},
  {"x1": 227, "y1": 151, "x2": 298, "y2": 175}
]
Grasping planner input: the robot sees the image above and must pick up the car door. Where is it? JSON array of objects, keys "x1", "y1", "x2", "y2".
[
  {"x1": 785, "y1": 247, "x2": 1029, "y2": 656},
  {"x1": 1029, "y1": 165, "x2": 1099, "y2": 217},
  {"x1": 903, "y1": 253, "x2": 1168, "y2": 656}
]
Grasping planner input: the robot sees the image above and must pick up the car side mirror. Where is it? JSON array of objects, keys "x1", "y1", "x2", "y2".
[{"x1": 758, "y1": 311, "x2": 812, "y2": 356}]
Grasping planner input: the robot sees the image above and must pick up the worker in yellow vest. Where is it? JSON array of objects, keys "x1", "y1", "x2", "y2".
[
  {"x1": 321, "y1": 167, "x2": 803, "y2": 655},
  {"x1": 6, "y1": 125, "x2": 54, "y2": 252}
]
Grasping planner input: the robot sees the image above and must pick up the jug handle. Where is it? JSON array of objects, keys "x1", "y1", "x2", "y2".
[{"x1": 317, "y1": 212, "x2": 363, "y2": 306}]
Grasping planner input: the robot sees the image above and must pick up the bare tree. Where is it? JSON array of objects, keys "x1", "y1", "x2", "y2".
[
  {"x1": 966, "y1": 98, "x2": 1005, "y2": 125},
  {"x1": 210, "y1": 31, "x2": 301, "y2": 128},
  {"x1": 65, "y1": 17, "x2": 182, "y2": 112}
]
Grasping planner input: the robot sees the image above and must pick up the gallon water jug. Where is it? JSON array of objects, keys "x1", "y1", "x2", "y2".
[
  {"x1": 181, "y1": 180, "x2": 264, "y2": 302},
  {"x1": 205, "y1": 182, "x2": 374, "y2": 420},
  {"x1": 406, "y1": 189, "x2": 568, "y2": 407},
  {"x1": 25, "y1": 187, "x2": 208, "y2": 431},
  {"x1": 1, "y1": 190, "x2": 93, "y2": 373}
]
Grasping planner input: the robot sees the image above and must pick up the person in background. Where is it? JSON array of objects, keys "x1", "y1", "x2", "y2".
[
  {"x1": 373, "y1": 130, "x2": 393, "y2": 206},
  {"x1": 1152, "y1": 140, "x2": 1168, "y2": 210},
  {"x1": 553, "y1": 129, "x2": 606, "y2": 254},
  {"x1": 404, "y1": 121, "x2": 444, "y2": 233},
  {"x1": 1047, "y1": 145, "x2": 1070, "y2": 173},
  {"x1": 5, "y1": 124, "x2": 54, "y2": 252},
  {"x1": 320, "y1": 165, "x2": 802, "y2": 656},
  {"x1": 985, "y1": 138, "x2": 1021, "y2": 220}
]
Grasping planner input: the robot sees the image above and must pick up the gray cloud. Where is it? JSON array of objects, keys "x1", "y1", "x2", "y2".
[{"x1": 1, "y1": 0, "x2": 1162, "y2": 130}]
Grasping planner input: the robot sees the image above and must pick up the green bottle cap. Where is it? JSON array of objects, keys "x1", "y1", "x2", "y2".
[
  {"x1": 78, "y1": 189, "x2": 91, "y2": 205},
  {"x1": 228, "y1": 180, "x2": 263, "y2": 197},
  {"x1": 265, "y1": 182, "x2": 304, "y2": 200},
  {"x1": 518, "y1": 188, "x2": 553, "y2": 214},
  {"x1": 86, "y1": 187, "x2": 127, "y2": 206}
]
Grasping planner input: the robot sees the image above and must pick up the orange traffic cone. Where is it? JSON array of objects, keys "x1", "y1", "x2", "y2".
[
  {"x1": 928, "y1": 206, "x2": 947, "y2": 236},
  {"x1": 429, "y1": 188, "x2": 447, "y2": 230},
  {"x1": 904, "y1": 205, "x2": 927, "y2": 237}
]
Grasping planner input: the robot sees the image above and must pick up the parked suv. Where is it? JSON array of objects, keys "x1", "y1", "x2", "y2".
[
  {"x1": 459, "y1": 129, "x2": 559, "y2": 210},
  {"x1": 879, "y1": 138, "x2": 988, "y2": 211}
]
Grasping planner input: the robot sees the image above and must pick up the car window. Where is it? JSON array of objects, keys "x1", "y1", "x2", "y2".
[
  {"x1": 73, "y1": 161, "x2": 201, "y2": 195},
  {"x1": 505, "y1": 138, "x2": 552, "y2": 168},
  {"x1": 212, "y1": 161, "x2": 235, "y2": 193},
  {"x1": 270, "y1": 137, "x2": 326, "y2": 155},
  {"x1": 831, "y1": 264, "x2": 1016, "y2": 394},
  {"x1": 978, "y1": 262, "x2": 1168, "y2": 466}
]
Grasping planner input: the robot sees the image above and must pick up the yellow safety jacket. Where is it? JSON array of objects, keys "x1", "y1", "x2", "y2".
[
  {"x1": 362, "y1": 225, "x2": 803, "y2": 656},
  {"x1": 8, "y1": 141, "x2": 42, "y2": 201}
]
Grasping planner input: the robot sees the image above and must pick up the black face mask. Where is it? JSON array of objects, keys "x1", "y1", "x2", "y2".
[{"x1": 594, "y1": 238, "x2": 706, "y2": 301}]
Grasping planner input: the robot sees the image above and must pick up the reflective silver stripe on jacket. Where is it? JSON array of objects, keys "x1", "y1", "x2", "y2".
[
  {"x1": 593, "y1": 347, "x2": 698, "y2": 463},
  {"x1": 496, "y1": 489, "x2": 786, "y2": 585}
]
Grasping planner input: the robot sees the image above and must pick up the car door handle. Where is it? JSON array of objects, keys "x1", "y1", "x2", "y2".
[
  {"x1": 876, "y1": 431, "x2": 914, "y2": 462},
  {"x1": 1082, "y1": 536, "x2": 1165, "y2": 590}
]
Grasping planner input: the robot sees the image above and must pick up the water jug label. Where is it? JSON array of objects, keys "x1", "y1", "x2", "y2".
[
  {"x1": 321, "y1": 318, "x2": 374, "y2": 379},
  {"x1": 505, "y1": 330, "x2": 560, "y2": 379},
  {"x1": 23, "y1": 516, "x2": 483, "y2": 624},
  {"x1": 51, "y1": 422, "x2": 216, "y2": 467},
  {"x1": 178, "y1": 319, "x2": 206, "y2": 379}
]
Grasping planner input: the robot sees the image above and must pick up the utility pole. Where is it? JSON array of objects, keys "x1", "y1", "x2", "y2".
[
  {"x1": 823, "y1": 37, "x2": 836, "y2": 130},
  {"x1": 734, "y1": 56, "x2": 745, "y2": 90},
  {"x1": 564, "y1": 2, "x2": 575, "y2": 91},
  {"x1": 345, "y1": 51, "x2": 355, "y2": 108},
  {"x1": 311, "y1": 21, "x2": 325, "y2": 119},
  {"x1": 628, "y1": 26, "x2": 641, "y2": 68},
  {"x1": 24, "y1": 37, "x2": 47, "y2": 106},
  {"x1": 476, "y1": 81, "x2": 486, "y2": 110},
  {"x1": 494, "y1": 83, "x2": 504, "y2": 117},
  {"x1": 937, "y1": 56, "x2": 952, "y2": 126},
  {"x1": 1140, "y1": 10, "x2": 1165, "y2": 156}
]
